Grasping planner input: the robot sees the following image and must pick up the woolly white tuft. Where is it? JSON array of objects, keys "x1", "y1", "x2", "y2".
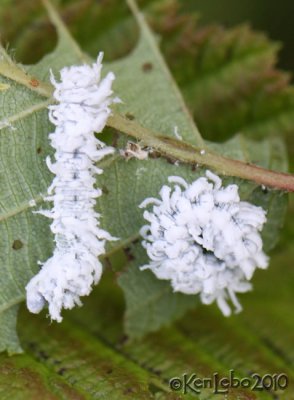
[
  {"x1": 139, "y1": 171, "x2": 269, "y2": 316},
  {"x1": 26, "y1": 53, "x2": 117, "y2": 322}
]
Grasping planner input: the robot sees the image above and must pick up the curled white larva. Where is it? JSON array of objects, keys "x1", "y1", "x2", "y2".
[
  {"x1": 139, "y1": 170, "x2": 269, "y2": 316},
  {"x1": 26, "y1": 53, "x2": 117, "y2": 322}
]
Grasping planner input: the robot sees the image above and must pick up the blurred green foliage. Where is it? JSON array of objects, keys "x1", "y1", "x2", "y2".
[{"x1": 184, "y1": 0, "x2": 294, "y2": 72}]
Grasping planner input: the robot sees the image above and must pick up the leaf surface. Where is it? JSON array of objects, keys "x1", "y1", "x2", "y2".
[{"x1": 0, "y1": 0, "x2": 290, "y2": 366}]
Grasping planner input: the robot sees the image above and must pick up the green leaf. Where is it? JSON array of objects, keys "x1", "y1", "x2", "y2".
[
  {"x1": 117, "y1": 246, "x2": 198, "y2": 339},
  {"x1": 0, "y1": 0, "x2": 290, "y2": 354},
  {"x1": 0, "y1": 306, "x2": 22, "y2": 355},
  {"x1": 95, "y1": 8, "x2": 289, "y2": 337},
  {"x1": 0, "y1": 213, "x2": 291, "y2": 399},
  {"x1": 0, "y1": 1, "x2": 293, "y2": 398}
]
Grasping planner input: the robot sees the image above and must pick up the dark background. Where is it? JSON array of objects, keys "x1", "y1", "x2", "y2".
[{"x1": 184, "y1": 0, "x2": 294, "y2": 72}]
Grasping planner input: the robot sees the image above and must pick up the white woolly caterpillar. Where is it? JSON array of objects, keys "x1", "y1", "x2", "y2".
[
  {"x1": 26, "y1": 53, "x2": 117, "y2": 322},
  {"x1": 139, "y1": 170, "x2": 269, "y2": 316}
]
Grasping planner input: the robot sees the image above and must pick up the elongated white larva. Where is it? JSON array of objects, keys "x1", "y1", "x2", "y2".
[
  {"x1": 139, "y1": 171, "x2": 269, "y2": 316},
  {"x1": 26, "y1": 53, "x2": 117, "y2": 322}
]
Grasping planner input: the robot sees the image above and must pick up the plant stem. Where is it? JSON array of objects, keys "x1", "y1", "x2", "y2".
[
  {"x1": 108, "y1": 113, "x2": 294, "y2": 192},
  {"x1": 0, "y1": 62, "x2": 52, "y2": 98}
]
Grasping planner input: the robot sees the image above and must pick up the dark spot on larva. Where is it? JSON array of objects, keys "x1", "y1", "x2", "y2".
[
  {"x1": 102, "y1": 185, "x2": 109, "y2": 195},
  {"x1": 29, "y1": 78, "x2": 39, "y2": 87},
  {"x1": 72, "y1": 172, "x2": 78, "y2": 180},
  {"x1": 57, "y1": 367, "x2": 67, "y2": 376},
  {"x1": 12, "y1": 239, "x2": 23, "y2": 250},
  {"x1": 142, "y1": 62, "x2": 153, "y2": 72},
  {"x1": 124, "y1": 247, "x2": 135, "y2": 261},
  {"x1": 36, "y1": 147, "x2": 42, "y2": 154},
  {"x1": 125, "y1": 112, "x2": 135, "y2": 120},
  {"x1": 73, "y1": 195, "x2": 78, "y2": 202}
]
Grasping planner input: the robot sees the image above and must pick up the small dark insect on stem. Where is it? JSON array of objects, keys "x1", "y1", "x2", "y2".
[{"x1": 107, "y1": 113, "x2": 294, "y2": 192}]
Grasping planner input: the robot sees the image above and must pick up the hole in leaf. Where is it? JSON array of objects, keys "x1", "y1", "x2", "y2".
[
  {"x1": 102, "y1": 185, "x2": 109, "y2": 195},
  {"x1": 142, "y1": 62, "x2": 153, "y2": 72},
  {"x1": 12, "y1": 239, "x2": 23, "y2": 250},
  {"x1": 59, "y1": 0, "x2": 138, "y2": 61},
  {"x1": 0, "y1": 1, "x2": 58, "y2": 64}
]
